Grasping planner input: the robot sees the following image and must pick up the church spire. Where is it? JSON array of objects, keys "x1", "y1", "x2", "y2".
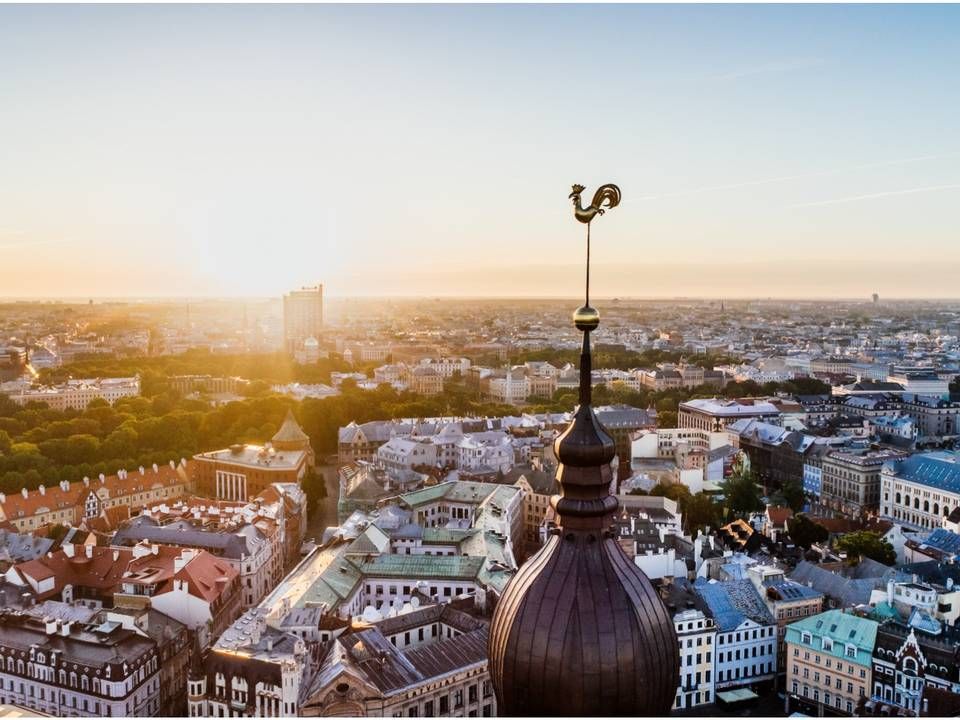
[{"x1": 487, "y1": 183, "x2": 680, "y2": 716}]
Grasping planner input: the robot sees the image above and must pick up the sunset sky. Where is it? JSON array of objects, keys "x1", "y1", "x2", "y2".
[{"x1": 1, "y1": 4, "x2": 959, "y2": 299}]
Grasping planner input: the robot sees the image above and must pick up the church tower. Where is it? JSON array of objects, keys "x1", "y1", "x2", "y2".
[{"x1": 488, "y1": 184, "x2": 680, "y2": 715}]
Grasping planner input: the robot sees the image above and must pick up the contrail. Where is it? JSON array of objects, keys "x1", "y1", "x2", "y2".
[
  {"x1": 630, "y1": 150, "x2": 960, "y2": 203},
  {"x1": 787, "y1": 184, "x2": 960, "y2": 209}
]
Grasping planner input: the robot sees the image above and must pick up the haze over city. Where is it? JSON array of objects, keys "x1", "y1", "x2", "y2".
[{"x1": 2, "y1": 3, "x2": 959, "y2": 299}]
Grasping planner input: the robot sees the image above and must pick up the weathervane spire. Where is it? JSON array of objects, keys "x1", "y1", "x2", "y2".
[
  {"x1": 568, "y1": 182, "x2": 621, "y2": 404},
  {"x1": 488, "y1": 180, "x2": 680, "y2": 717}
]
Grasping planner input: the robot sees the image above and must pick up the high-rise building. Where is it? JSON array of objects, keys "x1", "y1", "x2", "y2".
[{"x1": 282, "y1": 284, "x2": 323, "y2": 353}]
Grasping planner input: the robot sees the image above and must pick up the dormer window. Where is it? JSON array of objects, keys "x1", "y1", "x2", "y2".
[
  {"x1": 801, "y1": 632, "x2": 812, "y2": 644},
  {"x1": 845, "y1": 645, "x2": 856, "y2": 659}
]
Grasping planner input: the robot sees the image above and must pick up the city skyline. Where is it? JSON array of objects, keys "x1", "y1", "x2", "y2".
[{"x1": 2, "y1": 4, "x2": 959, "y2": 299}]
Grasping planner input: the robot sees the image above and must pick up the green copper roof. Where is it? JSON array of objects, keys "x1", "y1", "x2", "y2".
[
  {"x1": 359, "y1": 554, "x2": 485, "y2": 581},
  {"x1": 399, "y1": 480, "x2": 511, "y2": 508},
  {"x1": 422, "y1": 528, "x2": 477, "y2": 544},
  {"x1": 785, "y1": 609, "x2": 878, "y2": 668}
]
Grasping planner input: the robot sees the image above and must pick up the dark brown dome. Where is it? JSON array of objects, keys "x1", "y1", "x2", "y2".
[{"x1": 488, "y1": 311, "x2": 679, "y2": 716}]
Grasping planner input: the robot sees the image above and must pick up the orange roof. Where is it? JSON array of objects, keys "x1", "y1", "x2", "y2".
[
  {"x1": 766, "y1": 506, "x2": 794, "y2": 526},
  {"x1": 15, "y1": 546, "x2": 135, "y2": 599},
  {"x1": 14, "y1": 542, "x2": 237, "y2": 605},
  {"x1": 174, "y1": 551, "x2": 238, "y2": 603},
  {"x1": 0, "y1": 460, "x2": 192, "y2": 521}
]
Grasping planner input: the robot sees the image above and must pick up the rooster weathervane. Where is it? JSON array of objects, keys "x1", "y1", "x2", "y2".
[{"x1": 568, "y1": 183, "x2": 621, "y2": 337}]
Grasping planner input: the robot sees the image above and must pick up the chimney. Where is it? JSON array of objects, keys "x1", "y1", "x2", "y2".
[
  {"x1": 152, "y1": 463, "x2": 158, "y2": 473},
  {"x1": 83, "y1": 476, "x2": 90, "y2": 487},
  {"x1": 99, "y1": 473, "x2": 106, "y2": 484},
  {"x1": 38, "y1": 485, "x2": 45, "y2": 496},
  {"x1": 170, "y1": 460, "x2": 176, "y2": 469},
  {"x1": 85, "y1": 544, "x2": 93, "y2": 558},
  {"x1": 45, "y1": 617, "x2": 57, "y2": 635},
  {"x1": 59, "y1": 620, "x2": 72, "y2": 637},
  {"x1": 174, "y1": 549, "x2": 198, "y2": 573},
  {"x1": 888, "y1": 580, "x2": 895, "y2": 604},
  {"x1": 21, "y1": 487, "x2": 28, "y2": 499},
  {"x1": 139, "y1": 466, "x2": 145, "y2": 476},
  {"x1": 0, "y1": 493, "x2": 5, "y2": 504}
]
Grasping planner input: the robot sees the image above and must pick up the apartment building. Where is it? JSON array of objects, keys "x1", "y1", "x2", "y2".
[
  {"x1": 694, "y1": 578, "x2": 778, "y2": 693},
  {"x1": 662, "y1": 584, "x2": 717, "y2": 711},
  {"x1": 785, "y1": 610, "x2": 878, "y2": 716},
  {"x1": 112, "y1": 516, "x2": 277, "y2": 610},
  {"x1": 0, "y1": 611, "x2": 161, "y2": 717},
  {"x1": 0, "y1": 460, "x2": 192, "y2": 533}
]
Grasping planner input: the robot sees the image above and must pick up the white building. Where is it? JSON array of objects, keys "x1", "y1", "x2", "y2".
[
  {"x1": 0, "y1": 612, "x2": 161, "y2": 717},
  {"x1": 694, "y1": 579, "x2": 778, "y2": 692},
  {"x1": 667, "y1": 594, "x2": 717, "y2": 711},
  {"x1": 2, "y1": 376, "x2": 140, "y2": 410},
  {"x1": 417, "y1": 357, "x2": 471, "y2": 378},
  {"x1": 880, "y1": 452, "x2": 960, "y2": 531}
]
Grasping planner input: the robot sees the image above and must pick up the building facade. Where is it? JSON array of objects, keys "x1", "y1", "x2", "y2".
[
  {"x1": 785, "y1": 610, "x2": 878, "y2": 717},
  {"x1": 821, "y1": 449, "x2": 905, "y2": 518},
  {"x1": 880, "y1": 451, "x2": 960, "y2": 531},
  {"x1": 0, "y1": 611, "x2": 161, "y2": 717},
  {"x1": 283, "y1": 285, "x2": 323, "y2": 354}
]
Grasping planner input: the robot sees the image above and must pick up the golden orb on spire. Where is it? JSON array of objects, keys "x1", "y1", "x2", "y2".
[{"x1": 573, "y1": 304, "x2": 600, "y2": 332}]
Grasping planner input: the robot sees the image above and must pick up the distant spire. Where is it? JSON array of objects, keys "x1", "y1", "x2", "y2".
[{"x1": 271, "y1": 408, "x2": 310, "y2": 450}]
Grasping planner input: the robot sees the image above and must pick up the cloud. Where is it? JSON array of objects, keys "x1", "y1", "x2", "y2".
[{"x1": 788, "y1": 184, "x2": 960, "y2": 209}]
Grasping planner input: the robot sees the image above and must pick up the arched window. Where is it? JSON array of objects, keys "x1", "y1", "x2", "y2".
[
  {"x1": 896, "y1": 492, "x2": 902, "y2": 505},
  {"x1": 914, "y1": 497, "x2": 920, "y2": 509},
  {"x1": 924, "y1": 500, "x2": 930, "y2": 512},
  {"x1": 903, "y1": 657, "x2": 917, "y2": 676},
  {"x1": 934, "y1": 503, "x2": 939, "y2": 515}
]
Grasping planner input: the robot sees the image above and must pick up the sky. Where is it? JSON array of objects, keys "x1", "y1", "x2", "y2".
[{"x1": 1, "y1": 4, "x2": 959, "y2": 300}]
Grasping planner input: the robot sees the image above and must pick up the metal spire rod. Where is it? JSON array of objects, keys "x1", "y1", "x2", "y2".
[{"x1": 585, "y1": 221, "x2": 591, "y2": 307}]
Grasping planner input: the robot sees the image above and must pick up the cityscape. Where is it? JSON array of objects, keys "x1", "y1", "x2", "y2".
[{"x1": 2, "y1": 3, "x2": 960, "y2": 720}]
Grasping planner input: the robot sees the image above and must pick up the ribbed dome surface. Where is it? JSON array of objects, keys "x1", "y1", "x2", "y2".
[{"x1": 489, "y1": 529, "x2": 680, "y2": 716}]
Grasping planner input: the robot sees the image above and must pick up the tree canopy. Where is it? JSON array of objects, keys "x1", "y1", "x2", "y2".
[
  {"x1": 835, "y1": 530, "x2": 897, "y2": 566},
  {"x1": 787, "y1": 514, "x2": 829, "y2": 549}
]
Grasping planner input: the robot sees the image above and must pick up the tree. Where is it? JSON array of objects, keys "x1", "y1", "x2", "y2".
[
  {"x1": 721, "y1": 468, "x2": 764, "y2": 517},
  {"x1": 650, "y1": 482, "x2": 691, "y2": 505},
  {"x1": 836, "y1": 530, "x2": 896, "y2": 566},
  {"x1": 301, "y1": 469, "x2": 327, "y2": 512},
  {"x1": 0, "y1": 429, "x2": 10, "y2": 455},
  {"x1": 684, "y1": 493, "x2": 722, "y2": 536},
  {"x1": 787, "y1": 514, "x2": 828, "y2": 549},
  {"x1": 779, "y1": 477, "x2": 806, "y2": 513}
]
